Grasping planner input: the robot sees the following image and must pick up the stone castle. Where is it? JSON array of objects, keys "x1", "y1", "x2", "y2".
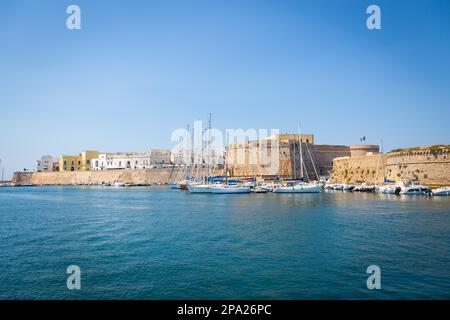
[{"x1": 226, "y1": 133, "x2": 378, "y2": 180}]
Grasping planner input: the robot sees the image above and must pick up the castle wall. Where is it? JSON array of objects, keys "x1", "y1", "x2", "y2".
[
  {"x1": 384, "y1": 149, "x2": 450, "y2": 187},
  {"x1": 329, "y1": 146, "x2": 450, "y2": 187},
  {"x1": 329, "y1": 154, "x2": 385, "y2": 185}
]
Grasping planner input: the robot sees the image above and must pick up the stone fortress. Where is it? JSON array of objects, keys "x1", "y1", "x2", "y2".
[{"x1": 226, "y1": 133, "x2": 374, "y2": 180}]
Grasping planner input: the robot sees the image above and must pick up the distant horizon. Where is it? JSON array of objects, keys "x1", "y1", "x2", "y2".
[{"x1": 1, "y1": 0, "x2": 450, "y2": 179}]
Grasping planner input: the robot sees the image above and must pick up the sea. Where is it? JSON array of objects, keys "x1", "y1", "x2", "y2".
[{"x1": 0, "y1": 186, "x2": 449, "y2": 299}]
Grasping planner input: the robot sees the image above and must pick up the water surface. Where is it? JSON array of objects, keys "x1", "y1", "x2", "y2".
[{"x1": 0, "y1": 186, "x2": 449, "y2": 299}]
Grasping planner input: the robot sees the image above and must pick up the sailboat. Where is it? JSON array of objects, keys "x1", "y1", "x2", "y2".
[
  {"x1": 209, "y1": 184, "x2": 251, "y2": 194},
  {"x1": 273, "y1": 122, "x2": 322, "y2": 194},
  {"x1": 188, "y1": 113, "x2": 214, "y2": 193}
]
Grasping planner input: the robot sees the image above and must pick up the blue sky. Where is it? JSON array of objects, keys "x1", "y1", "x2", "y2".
[{"x1": 0, "y1": 0, "x2": 449, "y2": 178}]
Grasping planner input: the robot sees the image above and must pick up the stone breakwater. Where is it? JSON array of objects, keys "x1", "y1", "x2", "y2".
[
  {"x1": 12, "y1": 168, "x2": 191, "y2": 185},
  {"x1": 329, "y1": 146, "x2": 450, "y2": 188}
]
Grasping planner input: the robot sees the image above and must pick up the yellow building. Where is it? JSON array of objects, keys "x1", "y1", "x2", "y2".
[
  {"x1": 60, "y1": 155, "x2": 82, "y2": 172},
  {"x1": 80, "y1": 151, "x2": 100, "y2": 171},
  {"x1": 59, "y1": 151, "x2": 100, "y2": 172}
]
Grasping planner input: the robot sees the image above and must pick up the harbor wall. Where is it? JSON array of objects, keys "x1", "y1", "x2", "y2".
[
  {"x1": 329, "y1": 146, "x2": 450, "y2": 187},
  {"x1": 384, "y1": 148, "x2": 450, "y2": 187},
  {"x1": 12, "y1": 167, "x2": 214, "y2": 185},
  {"x1": 329, "y1": 154, "x2": 385, "y2": 185}
]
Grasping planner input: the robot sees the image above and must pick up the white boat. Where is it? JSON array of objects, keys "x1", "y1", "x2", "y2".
[
  {"x1": 353, "y1": 184, "x2": 375, "y2": 192},
  {"x1": 187, "y1": 183, "x2": 211, "y2": 193},
  {"x1": 400, "y1": 185, "x2": 431, "y2": 195},
  {"x1": 333, "y1": 184, "x2": 344, "y2": 191},
  {"x1": 377, "y1": 185, "x2": 400, "y2": 194},
  {"x1": 209, "y1": 185, "x2": 251, "y2": 194},
  {"x1": 432, "y1": 187, "x2": 450, "y2": 196},
  {"x1": 252, "y1": 187, "x2": 267, "y2": 193},
  {"x1": 342, "y1": 184, "x2": 355, "y2": 191},
  {"x1": 273, "y1": 183, "x2": 322, "y2": 193},
  {"x1": 168, "y1": 182, "x2": 179, "y2": 189},
  {"x1": 114, "y1": 181, "x2": 125, "y2": 187}
]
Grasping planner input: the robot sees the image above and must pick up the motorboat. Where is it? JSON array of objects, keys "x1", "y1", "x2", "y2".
[
  {"x1": 353, "y1": 184, "x2": 375, "y2": 192},
  {"x1": 400, "y1": 185, "x2": 431, "y2": 195},
  {"x1": 342, "y1": 184, "x2": 355, "y2": 191},
  {"x1": 273, "y1": 182, "x2": 322, "y2": 193},
  {"x1": 377, "y1": 185, "x2": 400, "y2": 194},
  {"x1": 432, "y1": 187, "x2": 450, "y2": 196},
  {"x1": 252, "y1": 187, "x2": 267, "y2": 193},
  {"x1": 114, "y1": 181, "x2": 125, "y2": 187}
]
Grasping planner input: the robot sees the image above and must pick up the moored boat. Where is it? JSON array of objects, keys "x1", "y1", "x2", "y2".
[
  {"x1": 432, "y1": 187, "x2": 450, "y2": 196},
  {"x1": 400, "y1": 185, "x2": 431, "y2": 195},
  {"x1": 114, "y1": 181, "x2": 125, "y2": 187},
  {"x1": 273, "y1": 182, "x2": 322, "y2": 193},
  {"x1": 377, "y1": 185, "x2": 401, "y2": 194},
  {"x1": 187, "y1": 183, "x2": 211, "y2": 193},
  {"x1": 252, "y1": 187, "x2": 267, "y2": 193},
  {"x1": 209, "y1": 185, "x2": 251, "y2": 194}
]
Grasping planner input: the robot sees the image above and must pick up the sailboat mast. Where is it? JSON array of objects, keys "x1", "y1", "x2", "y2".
[
  {"x1": 225, "y1": 131, "x2": 229, "y2": 181},
  {"x1": 208, "y1": 113, "x2": 212, "y2": 180},
  {"x1": 298, "y1": 122, "x2": 304, "y2": 179},
  {"x1": 292, "y1": 137, "x2": 296, "y2": 179}
]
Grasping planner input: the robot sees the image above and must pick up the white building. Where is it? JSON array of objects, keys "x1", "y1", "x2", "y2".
[
  {"x1": 36, "y1": 155, "x2": 54, "y2": 172},
  {"x1": 150, "y1": 149, "x2": 171, "y2": 166},
  {"x1": 171, "y1": 149, "x2": 187, "y2": 165},
  {"x1": 91, "y1": 152, "x2": 152, "y2": 171}
]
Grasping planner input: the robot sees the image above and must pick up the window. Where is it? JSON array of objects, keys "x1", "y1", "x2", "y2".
[
  {"x1": 78, "y1": 161, "x2": 81, "y2": 165},
  {"x1": 87, "y1": 160, "x2": 90, "y2": 164},
  {"x1": 95, "y1": 161, "x2": 98, "y2": 167},
  {"x1": 64, "y1": 161, "x2": 67, "y2": 165},
  {"x1": 71, "y1": 161, "x2": 74, "y2": 165},
  {"x1": 71, "y1": 167, "x2": 74, "y2": 171}
]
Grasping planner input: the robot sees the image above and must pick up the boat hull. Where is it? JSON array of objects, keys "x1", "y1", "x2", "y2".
[
  {"x1": 274, "y1": 185, "x2": 322, "y2": 193},
  {"x1": 209, "y1": 187, "x2": 251, "y2": 194},
  {"x1": 433, "y1": 187, "x2": 450, "y2": 196},
  {"x1": 188, "y1": 185, "x2": 211, "y2": 193}
]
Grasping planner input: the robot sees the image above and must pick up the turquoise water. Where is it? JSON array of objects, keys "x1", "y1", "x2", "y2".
[{"x1": 0, "y1": 186, "x2": 449, "y2": 299}]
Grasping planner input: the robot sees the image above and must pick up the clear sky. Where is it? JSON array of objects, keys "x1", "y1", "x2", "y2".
[{"x1": 1, "y1": 0, "x2": 449, "y2": 179}]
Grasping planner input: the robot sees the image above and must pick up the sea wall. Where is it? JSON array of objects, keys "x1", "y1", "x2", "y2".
[
  {"x1": 329, "y1": 146, "x2": 450, "y2": 187},
  {"x1": 329, "y1": 154, "x2": 385, "y2": 185},
  {"x1": 384, "y1": 148, "x2": 450, "y2": 187},
  {"x1": 12, "y1": 168, "x2": 204, "y2": 185}
]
